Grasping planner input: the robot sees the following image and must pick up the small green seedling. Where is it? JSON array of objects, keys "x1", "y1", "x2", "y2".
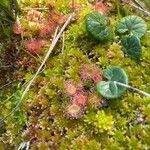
[
  {"x1": 96, "y1": 66, "x2": 150, "y2": 99},
  {"x1": 121, "y1": 35, "x2": 141, "y2": 61},
  {"x1": 117, "y1": 15, "x2": 147, "y2": 38},
  {"x1": 85, "y1": 12, "x2": 113, "y2": 42},
  {"x1": 117, "y1": 15, "x2": 147, "y2": 61}
]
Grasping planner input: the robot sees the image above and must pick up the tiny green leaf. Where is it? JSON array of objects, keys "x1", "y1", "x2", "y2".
[
  {"x1": 96, "y1": 67, "x2": 128, "y2": 99},
  {"x1": 121, "y1": 35, "x2": 141, "y2": 61},
  {"x1": 117, "y1": 15, "x2": 147, "y2": 38},
  {"x1": 85, "y1": 12, "x2": 113, "y2": 41}
]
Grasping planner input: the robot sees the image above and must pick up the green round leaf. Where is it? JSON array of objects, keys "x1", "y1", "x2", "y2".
[
  {"x1": 117, "y1": 15, "x2": 147, "y2": 38},
  {"x1": 86, "y1": 12, "x2": 113, "y2": 41},
  {"x1": 96, "y1": 67, "x2": 128, "y2": 99},
  {"x1": 121, "y1": 35, "x2": 141, "y2": 61}
]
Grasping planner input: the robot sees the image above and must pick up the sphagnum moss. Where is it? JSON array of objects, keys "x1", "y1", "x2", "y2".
[{"x1": 0, "y1": 0, "x2": 150, "y2": 150}]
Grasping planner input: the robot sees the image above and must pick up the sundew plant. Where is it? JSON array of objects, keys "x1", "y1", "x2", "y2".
[{"x1": 0, "y1": 0, "x2": 150, "y2": 150}]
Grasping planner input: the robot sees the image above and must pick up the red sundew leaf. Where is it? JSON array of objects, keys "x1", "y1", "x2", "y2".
[
  {"x1": 64, "y1": 80, "x2": 77, "y2": 96},
  {"x1": 92, "y1": 2, "x2": 110, "y2": 15},
  {"x1": 50, "y1": 12, "x2": 67, "y2": 25},
  {"x1": 38, "y1": 7, "x2": 67, "y2": 37},
  {"x1": 65, "y1": 103, "x2": 84, "y2": 119},
  {"x1": 25, "y1": 39, "x2": 47, "y2": 54},
  {"x1": 13, "y1": 22, "x2": 23, "y2": 35},
  {"x1": 92, "y1": 73, "x2": 103, "y2": 84},
  {"x1": 72, "y1": 92, "x2": 87, "y2": 106},
  {"x1": 80, "y1": 64, "x2": 103, "y2": 83},
  {"x1": 64, "y1": 80, "x2": 83, "y2": 96},
  {"x1": 39, "y1": 19, "x2": 57, "y2": 37}
]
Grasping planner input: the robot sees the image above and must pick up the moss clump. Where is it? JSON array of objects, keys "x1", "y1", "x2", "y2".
[
  {"x1": 84, "y1": 110, "x2": 113, "y2": 134},
  {"x1": 0, "y1": 0, "x2": 150, "y2": 150}
]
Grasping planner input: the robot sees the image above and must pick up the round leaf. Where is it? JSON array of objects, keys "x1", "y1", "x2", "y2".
[
  {"x1": 117, "y1": 15, "x2": 147, "y2": 38},
  {"x1": 121, "y1": 35, "x2": 141, "y2": 61},
  {"x1": 96, "y1": 67, "x2": 128, "y2": 99},
  {"x1": 86, "y1": 12, "x2": 113, "y2": 41}
]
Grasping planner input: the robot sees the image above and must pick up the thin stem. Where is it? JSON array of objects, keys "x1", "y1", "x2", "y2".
[
  {"x1": 0, "y1": 81, "x2": 13, "y2": 89},
  {"x1": 24, "y1": 7, "x2": 49, "y2": 11},
  {"x1": 0, "y1": 65, "x2": 12, "y2": 68},
  {"x1": 62, "y1": 32, "x2": 65, "y2": 54},
  {"x1": 115, "y1": 0, "x2": 121, "y2": 19},
  {"x1": 133, "y1": 0, "x2": 146, "y2": 10},
  {"x1": 131, "y1": 2, "x2": 150, "y2": 18},
  {"x1": 114, "y1": 81, "x2": 150, "y2": 97},
  {"x1": 26, "y1": 141, "x2": 30, "y2": 150},
  {"x1": 22, "y1": 49, "x2": 41, "y2": 63},
  {"x1": 0, "y1": 14, "x2": 74, "y2": 126},
  {"x1": 72, "y1": 0, "x2": 75, "y2": 11},
  {"x1": 26, "y1": 142, "x2": 30, "y2": 150}
]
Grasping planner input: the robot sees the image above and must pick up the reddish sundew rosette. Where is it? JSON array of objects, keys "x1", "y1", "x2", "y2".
[
  {"x1": 25, "y1": 39, "x2": 47, "y2": 54},
  {"x1": 64, "y1": 80, "x2": 83, "y2": 96},
  {"x1": 72, "y1": 92, "x2": 87, "y2": 106},
  {"x1": 79, "y1": 64, "x2": 103, "y2": 84},
  {"x1": 50, "y1": 12, "x2": 67, "y2": 25},
  {"x1": 92, "y1": 2, "x2": 110, "y2": 15},
  {"x1": 39, "y1": 19, "x2": 57, "y2": 37},
  {"x1": 65, "y1": 103, "x2": 84, "y2": 119},
  {"x1": 39, "y1": 12, "x2": 67, "y2": 37}
]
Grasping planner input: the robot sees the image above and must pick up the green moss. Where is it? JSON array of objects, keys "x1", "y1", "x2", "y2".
[
  {"x1": 84, "y1": 110, "x2": 113, "y2": 133},
  {"x1": 0, "y1": 0, "x2": 150, "y2": 149}
]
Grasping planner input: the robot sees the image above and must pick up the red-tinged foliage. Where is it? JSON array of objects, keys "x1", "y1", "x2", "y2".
[
  {"x1": 92, "y1": 2, "x2": 110, "y2": 15},
  {"x1": 25, "y1": 39, "x2": 47, "y2": 54},
  {"x1": 39, "y1": 12, "x2": 67, "y2": 37},
  {"x1": 23, "y1": 7, "x2": 67, "y2": 37},
  {"x1": 64, "y1": 80, "x2": 83, "y2": 96},
  {"x1": 39, "y1": 19, "x2": 57, "y2": 37},
  {"x1": 69, "y1": 2, "x2": 83, "y2": 21},
  {"x1": 80, "y1": 64, "x2": 103, "y2": 84},
  {"x1": 92, "y1": 73, "x2": 103, "y2": 84},
  {"x1": 72, "y1": 92, "x2": 87, "y2": 106},
  {"x1": 64, "y1": 80, "x2": 77, "y2": 96},
  {"x1": 13, "y1": 22, "x2": 23, "y2": 35},
  {"x1": 50, "y1": 12, "x2": 67, "y2": 25},
  {"x1": 65, "y1": 103, "x2": 83, "y2": 119}
]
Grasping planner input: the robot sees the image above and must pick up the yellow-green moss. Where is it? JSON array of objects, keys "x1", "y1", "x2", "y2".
[{"x1": 0, "y1": 1, "x2": 150, "y2": 150}]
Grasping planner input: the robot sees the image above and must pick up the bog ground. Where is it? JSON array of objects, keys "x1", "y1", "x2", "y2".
[{"x1": 0, "y1": 0, "x2": 150, "y2": 150}]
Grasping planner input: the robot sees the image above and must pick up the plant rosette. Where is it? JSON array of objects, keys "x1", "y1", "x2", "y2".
[
  {"x1": 96, "y1": 66, "x2": 150, "y2": 99},
  {"x1": 96, "y1": 66, "x2": 128, "y2": 99},
  {"x1": 117, "y1": 15, "x2": 147, "y2": 38},
  {"x1": 85, "y1": 12, "x2": 113, "y2": 42}
]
